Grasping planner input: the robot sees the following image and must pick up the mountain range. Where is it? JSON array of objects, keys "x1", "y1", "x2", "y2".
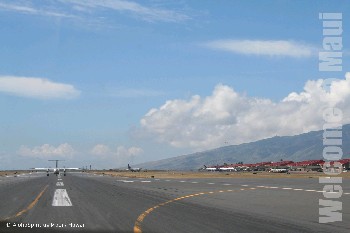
[{"x1": 137, "y1": 124, "x2": 350, "y2": 170}]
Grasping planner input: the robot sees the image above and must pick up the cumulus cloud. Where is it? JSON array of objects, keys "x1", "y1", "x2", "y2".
[
  {"x1": 0, "y1": 76, "x2": 80, "y2": 99},
  {"x1": 18, "y1": 143, "x2": 76, "y2": 158},
  {"x1": 91, "y1": 144, "x2": 111, "y2": 156},
  {"x1": 204, "y1": 40, "x2": 315, "y2": 58},
  {"x1": 89, "y1": 144, "x2": 143, "y2": 166},
  {"x1": 116, "y1": 146, "x2": 143, "y2": 158},
  {"x1": 140, "y1": 74, "x2": 350, "y2": 149}
]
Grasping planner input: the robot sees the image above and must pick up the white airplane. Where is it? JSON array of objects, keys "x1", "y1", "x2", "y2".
[
  {"x1": 127, "y1": 164, "x2": 141, "y2": 172},
  {"x1": 270, "y1": 168, "x2": 289, "y2": 173},
  {"x1": 203, "y1": 165, "x2": 221, "y2": 171},
  {"x1": 33, "y1": 160, "x2": 80, "y2": 176}
]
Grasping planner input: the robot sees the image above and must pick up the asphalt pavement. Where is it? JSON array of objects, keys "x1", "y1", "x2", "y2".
[{"x1": 0, "y1": 172, "x2": 349, "y2": 233}]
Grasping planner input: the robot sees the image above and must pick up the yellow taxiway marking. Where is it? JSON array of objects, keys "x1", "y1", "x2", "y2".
[
  {"x1": 3, "y1": 185, "x2": 49, "y2": 220},
  {"x1": 133, "y1": 184, "x2": 348, "y2": 233},
  {"x1": 133, "y1": 188, "x2": 253, "y2": 233}
]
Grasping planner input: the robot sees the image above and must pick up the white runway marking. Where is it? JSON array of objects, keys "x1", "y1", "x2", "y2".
[
  {"x1": 56, "y1": 182, "x2": 64, "y2": 186},
  {"x1": 257, "y1": 186, "x2": 265, "y2": 188},
  {"x1": 123, "y1": 180, "x2": 134, "y2": 183},
  {"x1": 305, "y1": 190, "x2": 316, "y2": 192},
  {"x1": 269, "y1": 187, "x2": 278, "y2": 189},
  {"x1": 208, "y1": 183, "x2": 215, "y2": 185},
  {"x1": 282, "y1": 187, "x2": 292, "y2": 190},
  {"x1": 241, "y1": 185, "x2": 249, "y2": 187},
  {"x1": 165, "y1": 180, "x2": 171, "y2": 181},
  {"x1": 141, "y1": 181, "x2": 151, "y2": 183},
  {"x1": 293, "y1": 189, "x2": 303, "y2": 191},
  {"x1": 191, "y1": 182, "x2": 198, "y2": 184},
  {"x1": 223, "y1": 184, "x2": 231, "y2": 186},
  {"x1": 52, "y1": 189, "x2": 72, "y2": 206},
  {"x1": 344, "y1": 193, "x2": 350, "y2": 195},
  {"x1": 58, "y1": 179, "x2": 62, "y2": 181},
  {"x1": 179, "y1": 181, "x2": 186, "y2": 183}
]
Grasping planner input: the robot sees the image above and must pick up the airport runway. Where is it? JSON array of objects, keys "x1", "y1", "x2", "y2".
[{"x1": 0, "y1": 172, "x2": 349, "y2": 233}]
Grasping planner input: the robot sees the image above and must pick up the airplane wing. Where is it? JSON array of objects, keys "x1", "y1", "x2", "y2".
[
  {"x1": 57, "y1": 168, "x2": 81, "y2": 171},
  {"x1": 32, "y1": 168, "x2": 53, "y2": 171}
]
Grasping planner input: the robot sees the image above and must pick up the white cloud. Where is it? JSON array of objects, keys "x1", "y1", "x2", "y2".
[
  {"x1": 90, "y1": 144, "x2": 143, "y2": 158},
  {"x1": 116, "y1": 146, "x2": 143, "y2": 157},
  {"x1": 204, "y1": 40, "x2": 315, "y2": 58},
  {"x1": 0, "y1": 76, "x2": 81, "y2": 99},
  {"x1": 60, "y1": 0, "x2": 190, "y2": 22},
  {"x1": 18, "y1": 143, "x2": 75, "y2": 158},
  {"x1": 0, "y1": 2, "x2": 75, "y2": 18},
  {"x1": 91, "y1": 144, "x2": 111, "y2": 156},
  {"x1": 140, "y1": 73, "x2": 350, "y2": 149},
  {"x1": 89, "y1": 144, "x2": 143, "y2": 166}
]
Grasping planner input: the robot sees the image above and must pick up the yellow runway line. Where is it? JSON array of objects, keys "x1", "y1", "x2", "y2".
[{"x1": 3, "y1": 185, "x2": 49, "y2": 221}]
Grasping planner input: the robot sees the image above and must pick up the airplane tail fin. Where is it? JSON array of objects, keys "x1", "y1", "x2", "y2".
[{"x1": 128, "y1": 164, "x2": 131, "y2": 169}]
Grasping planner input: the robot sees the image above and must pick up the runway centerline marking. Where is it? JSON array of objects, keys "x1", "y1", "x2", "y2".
[
  {"x1": 56, "y1": 182, "x2": 64, "y2": 186},
  {"x1": 2, "y1": 185, "x2": 49, "y2": 220},
  {"x1": 52, "y1": 189, "x2": 72, "y2": 206}
]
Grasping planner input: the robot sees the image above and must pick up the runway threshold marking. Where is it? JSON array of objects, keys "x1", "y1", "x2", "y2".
[{"x1": 2, "y1": 185, "x2": 49, "y2": 220}]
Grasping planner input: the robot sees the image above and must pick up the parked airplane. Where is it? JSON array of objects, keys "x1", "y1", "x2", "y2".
[
  {"x1": 203, "y1": 165, "x2": 221, "y2": 171},
  {"x1": 270, "y1": 168, "x2": 289, "y2": 173},
  {"x1": 33, "y1": 160, "x2": 80, "y2": 176},
  {"x1": 127, "y1": 164, "x2": 141, "y2": 172}
]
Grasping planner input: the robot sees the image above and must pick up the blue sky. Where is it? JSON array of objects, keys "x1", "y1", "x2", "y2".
[{"x1": 0, "y1": 0, "x2": 349, "y2": 169}]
